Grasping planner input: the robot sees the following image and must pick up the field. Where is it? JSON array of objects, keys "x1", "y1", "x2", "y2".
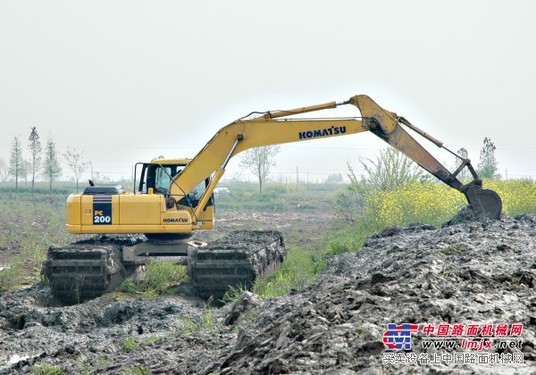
[
  {"x1": 1, "y1": 178, "x2": 536, "y2": 295},
  {"x1": 1, "y1": 179, "x2": 536, "y2": 373},
  {"x1": 0, "y1": 191, "x2": 73, "y2": 289},
  {"x1": 0, "y1": 181, "x2": 342, "y2": 292}
]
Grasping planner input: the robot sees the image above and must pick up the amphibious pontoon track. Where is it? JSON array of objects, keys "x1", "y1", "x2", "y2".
[
  {"x1": 43, "y1": 231, "x2": 286, "y2": 304},
  {"x1": 42, "y1": 236, "x2": 145, "y2": 304},
  {"x1": 189, "y1": 230, "x2": 286, "y2": 300}
]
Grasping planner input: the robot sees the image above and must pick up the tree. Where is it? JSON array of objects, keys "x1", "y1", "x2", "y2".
[
  {"x1": 21, "y1": 160, "x2": 31, "y2": 182},
  {"x1": 8, "y1": 137, "x2": 25, "y2": 190},
  {"x1": 0, "y1": 159, "x2": 8, "y2": 182},
  {"x1": 325, "y1": 173, "x2": 344, "y2": 184},
  {"x1": 477, "y1": 137, "x2": 500, "y2": 179},
  {"x1": 334, "y1": 148, "x2": 424, "y2": 224},
  {"x1": 352, "y1": 147, "x2": 424, "y2": 195},
  {"x1": 63, "y1": 148, "x2": 88, "y2": 192},
  {"x1": 28, "y1": 127, "x2": 42, "y2": 194},
  {"x1": 239, "y1": 145, "x2": 281, "y2": 194},
  {"x1": 42, "y1": 139, "x2": 62, "y2": 192},
  {"x1": 455, "y1": 147, "x2": 469, "y2": 182}
]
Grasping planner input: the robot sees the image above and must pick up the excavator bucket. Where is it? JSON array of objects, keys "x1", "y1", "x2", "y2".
[{"x1": 463, "y1": 184, "x2": 502, "y2": 219}]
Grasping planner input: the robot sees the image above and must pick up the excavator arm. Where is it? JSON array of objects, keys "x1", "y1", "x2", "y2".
[
  {"x1": 168, "y1": 94, "x2": 502, "y2": 220},
  {"x1": 351, "y1": 95, "x2": 502, "y2": 219}
]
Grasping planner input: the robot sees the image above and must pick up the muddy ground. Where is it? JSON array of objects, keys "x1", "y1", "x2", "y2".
[{"x1": 0, "y1": 209, "x2": 535, "y2": 374}]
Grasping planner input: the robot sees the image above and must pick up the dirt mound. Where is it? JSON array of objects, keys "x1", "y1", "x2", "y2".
[
  {"x1": 209, "y1": 215, "x2": 535, "y2": 374},
  {"x1": 1, "y1": 214, "x2": 535, "y2": 374}
]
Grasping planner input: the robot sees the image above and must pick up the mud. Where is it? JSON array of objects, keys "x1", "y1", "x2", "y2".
[{"x1": 1, "y1": 212, "x2": 535, "y2": 374}]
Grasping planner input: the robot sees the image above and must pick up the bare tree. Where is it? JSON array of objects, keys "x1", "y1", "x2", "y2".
[
  {"x1": 8, "y1": 137, "x2": 25, "y2": 190},
  {"x1": 63, "y1": 148, "x2": 88, "y2": 192},
  {"x1": 42, "y1": 139, "x2": 62, "y2": 192},
  {"x1": 239, "y1": 145, "x2": 281, "y2": 194},
  {"x1": 28, "y1": 127, "x2": 42, "y2": 194}
]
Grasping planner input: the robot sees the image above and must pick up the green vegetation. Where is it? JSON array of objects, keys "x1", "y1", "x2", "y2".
[
  {"x1": 121, "y1": 336, "x2": 139, "y2": 352},
  {"x1": 176, "y1": 304, "x2": 223, "y2": 334},
  {"x1": 220, "y1": 284, "x2": 250, "y2": 305},
  {"x1": 0, "y1": 191, "x2": 71, "y2": 290},
  {"x1": 119, "y1": 261, "x2": 189, "y2": 297},
  {"x1": 485, "y1": 179, "x2": 536, "y2": 217},
  {"x1": 29, "y1": 363, "x2": 63, "y2": 375},
  {"x1": 3, "y1": 174, "x2": 536, "y2": 307},
  {"x1": 215, "y1": 180, "x2": 341, "y2": 211},
  {"x1": 119, "y1": 364, "x2": 150, "y2": 375},
  {"x1": 253, "y1": 246, "x2": 320, "y2": 298},
  {"x1": 144, "y1": 335, "x2": 163, "y2": 345},
  {"x1": 250, "y1": 178, "x2": 536, "y2": 300},
  {"x1": 176, "y1": 314, "x2": 201, "y2": 334},
  {"x1": 442, "y1": 243, "x2": 470, "y2": 255}
]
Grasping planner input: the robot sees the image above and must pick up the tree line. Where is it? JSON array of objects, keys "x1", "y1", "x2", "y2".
[
  {"x1": 240, "y1": 137, "x2": 501, "y2": 195},
  {"x1": 0, "y1": 128, "x2": 501, "y2": 196},
  {"x1": 354, "y1": 136, "x2": 501, "y2": 194},
  {"x1": 0, "y1": 127, "x2": 88, "y2": 193}
]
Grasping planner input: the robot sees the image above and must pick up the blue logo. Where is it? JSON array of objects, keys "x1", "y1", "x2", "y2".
[{"x1": 383, "y1": 323, "x2": 419, "y2": 351}]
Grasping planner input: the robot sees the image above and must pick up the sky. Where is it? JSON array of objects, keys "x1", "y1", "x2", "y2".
[{"x1": 1, "y1": 1, "x2": 535, "y2": 184}]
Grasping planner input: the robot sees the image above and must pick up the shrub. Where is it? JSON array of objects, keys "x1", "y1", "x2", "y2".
[
  {"x1": 29, "y1": 363, "x2": 63, "y2": 375},
  {"x1": 121, "y1": 336, "x2": 139, "y2": 353},
  {"x1": 485, "y1": 179, "x2": 536, "y2": 217},
  {"x1": 364, "y1": 181, "x2": 466, "y2": 228}
]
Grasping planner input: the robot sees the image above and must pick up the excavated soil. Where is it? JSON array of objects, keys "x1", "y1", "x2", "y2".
[{"x1": 1, "y1": 211, "x2": 535, "y2": 374}]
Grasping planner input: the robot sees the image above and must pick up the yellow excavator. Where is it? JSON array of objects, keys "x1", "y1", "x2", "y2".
[{"x1": 43, "y1": 94, "x2": 502, "y2": 303}]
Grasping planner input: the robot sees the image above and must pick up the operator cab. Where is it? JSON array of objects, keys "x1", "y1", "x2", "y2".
[{"x1": 134, "y1": 159, "x2": 213, "y2": 209}]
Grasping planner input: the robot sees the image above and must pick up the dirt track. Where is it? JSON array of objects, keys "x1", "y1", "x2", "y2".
[{"x1": 1, "y1": 210, "x2": 535, "y2": 374}]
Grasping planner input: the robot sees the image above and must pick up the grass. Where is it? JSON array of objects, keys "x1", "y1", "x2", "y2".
[
  {"x1": 220, "y1": 284, "x2": 250, "y2": 305},
  {"x1": 176, "y1": 304, "x2": 223, "y2": 334},
  {"x1": 177, "y1": 315, "x2": 201, "y2": 334},
  {"x1": 119, "y1": 261, "x2": 189, "y2": 296},
  {"x1": 442, "y1": 243, "x2": 470, "y2": 255},
  {"x1": 121, "y1": 336, "x2": 139, "y2": 352},
  {"x1": 253, "y1": 246, "x2": 320, "y2": 298},
  {"x1": 0, "y1": 191, "x2": 71, "y2": 290},
  {"x1": 29, "y1": 363, "x2": 63, "y2": 375},
  {"x1": 215, "y1": 180, "x2": 342, "y2": 212},
  {"x1": 144, "y1": 335, "x2": 163, "y2": 345},
  {"x1": 119, "y1": 364, "x2": 150, "y2": 375}
]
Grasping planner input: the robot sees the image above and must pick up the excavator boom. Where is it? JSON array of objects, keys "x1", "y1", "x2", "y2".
[{"x1": 169, "y1": 94, "x2": 502, "y2": 220}]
